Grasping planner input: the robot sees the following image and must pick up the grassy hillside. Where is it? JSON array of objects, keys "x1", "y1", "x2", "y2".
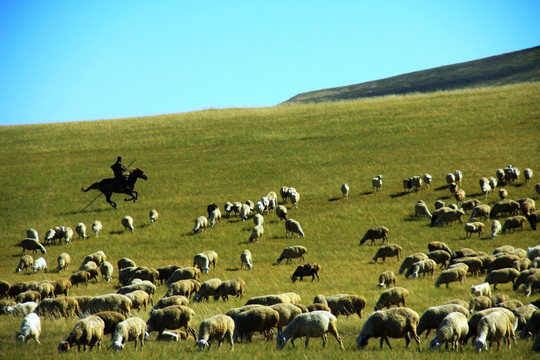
[
  {"x1": 284, "y1": 46, "x2": 540, "y2": 104},
  {"x1": 0, "y1": 83, "x2": 539, "y2": 359}
]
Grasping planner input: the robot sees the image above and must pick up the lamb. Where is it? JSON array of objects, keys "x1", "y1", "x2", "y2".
[
  {"x1": 464, "y1": 222, "x2": 484, "y2": 237},
  {"x1": 193, "y1": 216, "x2": 208, "y2": 233},
  {"x1": 16, "y1": 255, "x2": 34, "y2": 273},
  {"x1": 484, "y1": 268, "x2": 520, "y2": 289},
  {"x1": 372, "y1": 244, "x2": 402, "y2": 263},
  {"x1": 491, "y1": 220, "x2": 502, "y2": 238},
  {"x1": 378, "y1": 270, "x2": 396, "y2": 288},
  {"x1": 276, "y1": 245, "x2": 307, "y2": 264},
  {"x1": 285, "y1": 219, "x2": 304, "y2": 238},
  {"x1": 428, "y1": 241, "x2": 452, "y2": 254},
  {"x1": 122, "y1": 216, "x2": 134, "y2": 232},
  {"x1": 356, "y1": 307, "x2": 421, "y2": 350},
  {"x1": 164, "y1": 279, "x2": 200, "y2": 299},
  {"x1": 469, "y1": 296, "x2": 493, "y2": 313},
  {"x1": 359, "y1": 226, "x2": 389, "y2": 245},
  {"x1": 196, "y1": 314, "x2": 235, "y2": 350},
  {"x1": 117, "y1": 258, "x2": 136, "y2": 270},
  {"x1": 92, "y1": 220, "x2": 102, "y2": 237},
  {"x1": 277, "y1": 310, "x2": 344, "y2": 350},
  {"x1": 75, "y1": 223, "x2": 87, "y2": 240},
  {"x1": 193, "y1": 278, "x2": 223, "y2": 302},
  {"x1": 240, "y1": 250, "x2": 253, "y2": 270},
  {"x1": 406, "y1": 259, "x2": 437, "y2": 279},
  {"x1": 82, "y1": 293, "x2": 132, "y2": 317},
  {"x1": 341, "y1": 183, "x2": 350, "y2": 198},
  {"x1": 434, "y1": 209, "x2": 465, "y2": 226},
  {"x1": 248, "y1": 225, "x2": 264, "y2": 242},
  {"x1": 16, "y1": 312, "x2": 41, "y2": 344},
  {"x1": 398, "y1": 253, "x2": 428, "y2": 275},
  {"x1": 374, "y1": 287, "x2": 409, "y2": 310},
  {"x1": 213, "y1": 278, "x2": 246, "y2": 301},
  {"x1": 58, "y1": 315, "x2": 105, "y2": 353},
  {"x1": 17, "y1": 238, "x2": 46, "y2": 255},
  {"x1": 524, "y1": 168, "x2": 533, "y2": 184},
  {"x1": 417, "y1": 304, "x2": 469, "y2": 338},
  {"x1": 434, "y1": 267, "x2": 467, "y2": 288},
  {"x1": 124, "y1": 290, "x2": 151, "y2": 312},
  {"x1": 31, "y1": 257, "x2": 47, "y2": 273},
  {"x1": 372, "y1": 175, "x2": 383, "y2": 192},
  {"x1": 149, "y1": 209, "x2": 158, "y2": 224},
  {"x1": 429, "y1": 312, "x2": 468, "y2": 351},
  {"x1": 233, "y1": 306, "x2": 279, "y2": 342},
  {"x1": 490, "y1": 199, "x2": 520, "y2": 218},
  {"x1": 110, "y1": 317, "x2": 147, "y2": 351},
  {"x1": 146, "y1": 305, "x2": 196, "y2": 339},
  {"x1": 315, "y1": 294, "x2": 367, "y2": 318},
  {"x1": 426, "y1": 250, "x2": 451, "y2": 269},
  {"x1": 471, "y1": 282, "x2": 492, "y2": 297},
  {"x1": 474, "y1": 311, "x2": 514, "y2": 352},
  {"x1": 523, "y1": 272, "x2": 540, "y2": 297},
  {"x1": 93, "y1": 311, "x2": 126, "y2": 337},
  {"x1": 166, "y1": 267, "x2": 201, "y2": 285},
  {"x1": 276, "y1": 205, "x2": 288, "y2": 221},
  {"x1": 2, "y1": 302, "x2": 38, "y2": 317},
  {"x1": 57, "y1": 253, "x2": 71, "y2": 272},
  {"x1": 501, "y1": 215, "x2": 527, "y2": 233},
  {"x1": 150, "y1": 295, "x2": 189, "y2": 313},
  {"x1": 414, "y1": 200, "x2": 432, "y2": 218},
  {"x1": 290, "y1": 263, "x2": 321, "y2": 282},
  {"x1": 34, "y1": 297, "x2": 81, "y2": 318},
  {"x1": 469, "y1": 204, "x2": 491, "y2": 221}
]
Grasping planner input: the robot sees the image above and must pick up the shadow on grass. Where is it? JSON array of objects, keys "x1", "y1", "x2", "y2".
[
  {"x1": 390, "y1": 192, "x2": 410, "y2": 198},
  {"x1": 434, "y1": 185, "x2": 448, "y2": 191},
  {"x1": 60, "y1": 206, "x2": 115, "y2": 216},
  {"x1": 225, "y1": 267, "x2": 240, "y2": 272}
]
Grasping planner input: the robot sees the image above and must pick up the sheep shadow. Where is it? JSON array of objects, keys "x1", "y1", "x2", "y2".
[
  {"x1": 225, "y1": 267, "x2": 241, "y2": 272},
  {"x1": 434, "y1": 185, "x2": 448, "y2": 191},
  {"x1": 390, "y1": 192, "x2": 410, "y2": 198},
  {"x1": 328, "y1": 197, "x2": 341, "y2": 202},
  {"x1": 60, "y1": 206, "x2": 114, "y2": 216},
  {"x1": 109, "y1": 230, "x2": 126, "y2": 235}
]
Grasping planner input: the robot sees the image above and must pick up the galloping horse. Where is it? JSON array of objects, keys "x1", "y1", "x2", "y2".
[{"x1": 82, "y1": 168, "x2": 148, "y2": 209}]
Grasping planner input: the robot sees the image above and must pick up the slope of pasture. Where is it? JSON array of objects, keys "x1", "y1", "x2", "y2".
[{"x1": 0, "y1": 82, "x2": 538, "y2": 359}]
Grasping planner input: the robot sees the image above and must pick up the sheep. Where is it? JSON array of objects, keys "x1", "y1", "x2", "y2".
[
  {"x1": 431, "y1": 208, "x2": 451, "y2": 227},
  {"x1": 491, "y1": 220, "x2": 502, "y2": 238},
  {"x1": 523, "y1": 272, "x2": 540, "y2": 297},
  {"x1": 31, "y1": 257, "x2": 47, "y2": 273},
  {"x1": 285, "y1": 219, "x2": 304, "y2": 238},
  {"x1": 193, "y1": 278, "x2": 223, "y2": 302},
  {"x1": 434, "y1": 209, "x2": 465, "y2": 226},
  {"x1": 291, "y1": 263, "x2": 321, "y2": 282},
  {"x1": 28, "y1": 282, "x2": 55, "y2": 300},
  {"x1": 146, "y1": 305, "x2": 196, "y2": 340},
  {"x1": 82, "y1": 293, "x2": 132, "y2": 317},
  {"x1": 62, "y1": 227, "x2": 74, "y2": 244},
  {"x1": 464, "y1": 222, "x2": 484, "y2": 238},
  {"x1": 315, "y1": 294, "x2": 367, "y2": 318},
  {"x1": 528, "y1": 210, "x2": 540, "y2": 230},
  {"x1": 505, "y1": 165, "x2": 520, "y2": 183},
  {"x1": 147, "y1": 209, "x2": 159, "y2": 225},
  {"x1": 193, "y1": 253, "x2": 210, "y2": 273},
  {"x1": 372, "y1": 244, "x2": 402, "y2": 263},
  {"x1": 288, "y1": 190, "x2": 300, "y2": 208},
  {"x1": 49, "y1": 278, "x2": 71, "y2": 297},
  {"x1": 446, "y1": 172, "x2": 455, "y2": 185},
  {"x1": 484, "y1": 268, "x2": 520, "y2": 289},
  {"x1": 213, "y1": 278, "x2": 246, "y2": 301},
  {"x1": 479, "y1": 177, "x2": 492, "y2": 200},
  {"x1": 443, "y1": 299, "x2": 469, "y2": 310},
  {"x1": 124, "y1": 290, "x2": 151, "y2": 312},
  {"x1": 240, "y1": 203, "x2": 251, "y2": 221},
  {"x1": 434, "y1": 200, "x2": 445, "y2": 209},
  {"x1": 110, "y1": 317, "x2": 147, "y2": 352},
  {"x1": 496, "y1": 168, "x2": 506, "y2": 183},
  {"x1": 428, "y1": 241, "x2": 452, "y2": 254},
  {"x1": 164, "y1": 279, "x2": 200, "y2": 299},
  {"x1": 244, "y1": 293, "x2": 301, "y2": 306},
  {"x1": 0, "y1": 280, "x2": 10, "y2": 298},
  {"x1": 196, "y1": 314, "x2": 235, "y2": 350},
  {"x1": 501, "y1": 215, "x2": 527, "y2": 233},
  {"x1": 429, "y1": 312, "x2": 468, "y2": 351},
  {"x1": 471, "y1": 282, "x2": 492, "y2": 297},
  {"x1": 26, "y1": 228, "x2": 39, "y2": 241},
  {"x1": 223, "y1": 202, "x2": 233, "y2": 216},
  {"x1": 403, "y1": 178, "x2": 413, "y2": 192},
  {"x1": 513, "y1": 258, "x2": 531, "y2": 271},
  {"x1": 498, "y1": 299, "x2": 525, "y2": 311},
  {"x1": 378, "y1": 270, "x2": 396, "y2": 288},
  {"x1": 240, "y1": 250, "x2": 253, "y2": 270},
  {"x1": 512, "y1": 304, "x2": 537, "y2": 331},
  {"x1": 117, "y1": 258, "x2": 136, "y2": 271},
  {"x1": 82, "y1": 250, "x2": 107, "y2": 266},
  {"x1": 233, "y1": 306, "x2": 279, "y2": 342},
  {"x1": 356, "y1": 307, "x2": 421, "y2": 350},
  {"x1": 277, "y1": 310, "x2": 344, "y2": 350},
  {"x1": 359, "y1": 226, "x2": 389, "y2": 245},
  {"x1": 469, "y1": 296, "x2": 493, "y2": 313},
  {"x1": 93, "y1": 311, "x2": 126, "y2": 337},
  {"x1": 434, "y1": 267, "x2": 467, "y2": 288},
  {"x1": 34, "y1": 297, "x2": 81, "y2": 318},
  {"x1": 528, "y1": 245, "x2": 540, "y2": 260},
  {"x1": 417, "y1": 304, "x2": 469, "y2": 338},
  {"x1": 414, "y1": 200, "x2": 432, "y2": 218},
  {"x1": 490, "y1": 199, "x2": 520, "y2": 218},
  {"x1": 276, "y1": 245, "x2": 307, "y2": 264},
  {"x1": 374, "y1": 287, "x2": 408, "y2": 310},
  {"x1": 341, "y1": 183, "x2": 350, "y2": 198},
  {"x1": 520, "y1": 309, "x2": 540, "y2": 339},
  {"x1": 514, "y1": 269, "x2": 540, "y2": 291},
  {"x1": 16, "y1": 312, "x2": 41, "y2": 344},
  {"x1": 518, "y1": 197, "x2": 536, "y2": 216},
  {"x1": 490, "y1": 293, "x2": 510, "y2": 306},
  {"x1": 423, "y1": 174, "x2": 432, "y2": 188},
  {"x1": 6, "y1": 283, "x2": 27, "y2": 299},
  {"x1": 15, "y1": 291, "x2": 42, "y2": 304},
  {"x1": 524, "y1": 168, "x2": 533, "y2": 184},
  {"x1": 248, "y1": 225, "x2": 264, "y2": 242},
  {"x1": 276, "y1": 205, "x2": 288, "y2": 221},
  {"x1": 411, "y1": 176, "x2": 423, "y2": 191},
  {"x1": 398, "y1": 253, "x2": 428, "y2": 275},
  {"x1": 490, "y1": 254, "x2": 522, "y2": 272},
  {"x1": 121, "y1": 216, "x2": 134, "y2": 232},
  {"x1": 2, "y1": 302, "x2": 38, "y2": 317},
  {"x1": 16, "y1": 255, "x2": 34, "y2": 273},
  {"x1": 252, "y1": 213, "x2": 263, "y2": 226},
  {"x1": 17, "y1": 238, "x2": 46, "y2": 255},
  {"x1": 154, "y1": 265, "x2": 180, "y2": 285},
  {"x1": 372, "y1": 175, "x2": 383, "y2": 192},
  {"x1": 469, "y1": 204, "x2": 491, "y2": 221},
  {"x1": 91, "y1": 220, "x2": 102, "y2": 237},
  {"x1": 75, "y1": 222, "x2": 87, "y2": 240},
  {"x1": 474, "y1": 311, "x2": 514, "y2": 352},
  {"x1": 269, "y1": 303, "x2": 303, "y2": 334},
  {"x1": 98, "y1": 261, "x2": 113, "y2": 283},
  {"x1": 193, "y1": 216, "x2": 208, "y2": 233},
  {"x1": 166, "y1": 267, "x2": 201, "y2": 286},
  {"x1": 461, "y1": 199, "x2": 480, "y2": 213},
  {"x1": 406, "y1": 259, "x2": 437, "y2": 279},
  {"x1": 56, "y1": 253, "x2": 70, "y2": 272},
  {"x1": 58, "y1": 315, "x2": 105, "y2": 353},
  {"x1": 150, "y1": 295, "x2": 189, "y2": 313},
  {"x1": 426, "y1": 250, "x2": 451, "y2": 269}
]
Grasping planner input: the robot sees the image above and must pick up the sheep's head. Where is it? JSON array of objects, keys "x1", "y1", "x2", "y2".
[
  {"x1": 111, "y1": 341, "x2": 124, "y2": 352},
  {"x1": 196, "y1": 339, "x2": 210, "y2": 350},
  {"x1": 290, "y1": 275, "x2": 298, "y2": 282},
  {"x1": 276, "y1": 335, "x2": 287, "y2": 350},
  {"x1": 474, "y1": 338, "x2": 487, "y2": 352},
  {"x1": 429, "y1": 338, "x2": 441, "y2": 351},
  {"x1": 58, "y1": 341, "x2": 71, "y2": 353},
  {"x1": 356, "y1": 335, "x2": 369, "y2": 349}
]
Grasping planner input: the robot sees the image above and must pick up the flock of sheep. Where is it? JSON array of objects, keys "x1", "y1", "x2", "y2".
[{"x1": 2, "y1": 166, "x2": 540, "y2": 355}]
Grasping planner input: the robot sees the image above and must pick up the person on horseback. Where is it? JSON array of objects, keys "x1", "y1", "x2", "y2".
[{"x1": 111, "y1": 156, "x2": 130, "y2": 192}]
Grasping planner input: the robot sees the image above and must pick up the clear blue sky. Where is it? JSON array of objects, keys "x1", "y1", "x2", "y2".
[{"x1": 1, "y1": 1, "x2": 539, "y2": 126}]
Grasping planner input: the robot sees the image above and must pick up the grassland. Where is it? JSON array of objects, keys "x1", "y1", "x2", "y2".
[{"x1": 0, "y1": 82, "x2": 539, "y2": 359}]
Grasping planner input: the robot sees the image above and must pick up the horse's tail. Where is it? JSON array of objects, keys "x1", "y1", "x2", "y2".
[{"x1": 81, "y1": 183, "x2": 99, "y2": 192}]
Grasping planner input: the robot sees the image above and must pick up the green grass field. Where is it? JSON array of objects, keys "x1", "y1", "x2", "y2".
[{"x1": 0, "y1": 82, "x2": 539, "y2": 359}]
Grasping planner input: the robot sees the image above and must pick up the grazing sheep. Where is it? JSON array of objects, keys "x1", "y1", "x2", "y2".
[
  {"x1": 110, "y1": 317, "x2": 147, "y2": 351},
  {"x1": 276, "y1": 245, "x2": 307, "y2": 264},
  {"x1": 34, "y1": 297, "x2": 81, "y2": 318},
  {"x1": 82, "y1": 250, "x2": 107, "y2": 266},
  {"x1": 434, "y1": 200, "x2": 445, "y2": 209},
  {"x1": 213, "y1": 278, "x2": 246, "y2": 301},
  {"x1": 490, "y1": 293, "x2": 510, "y2": 306},
  {"x1": 499, "y1": 188, "x2": 508, "y2": 200},
  {"x1": 291, "y1": 263, "x2": 321, "y2": 282},
  {"x1": 82, "y1": 294, "x2": 132, "y2": 317},
  {"x1": 403, "y1": 178, "x2": 413, "y2": 192},
  {"x1": 471, "y1": 282, "x2": 492, "y2": 297},
  {"x1": 443, "y1": 299, "x2": 469, "y2": 310},
  {"x1": 429, "y1": 312, "x2": 468, "y2": 351},
  {"x1": 501, "y1": 215, "x2": 527, "y2": 233},
  {"x1": 490, "y1": 199, "x2": 520, "y2": 218},
  {"x1": 415, "y1": 200, "x2": 432, "y2": 218},
  {"x1": 374, "y1": 287, "x2": 408, "y2": 310},
  {"x1": 428, "y1": 241, "x2": 452, "y2": 254},
  {"x1": 417, "y1": 304, "x2": 469, "y2": 338},
  {"x1": 269, "y1": 303, "x2": 303, "y2": 335},
  {"x1": 122, "y1": 216, "x2": 134, "y2": 232},
  {"x1": 341, "y1": 183, "x2": 349, "y2": 198},
  {"x1": 469, "y1": 204, "x2": 491, "y2": 221},
  {"x1": 514, "y1": 269, "x2": 540, "y2": 291},
  {"x1": 359, "y1": 226, "x2": 389, "y2": 245},
  {"x1": 252, "y1": 213, "x2": 263, "y2": 226},
  {"x1": 434, "y1": 209, "x2": 465, "y2": 226},
  {"x1": 464, "y1": 222, "x2": 484, "y2": 238},
  {"x1": 196, "y1": 314, "x2": 235, "y2": 350},
  {"x1": 148, "y1": 209, "x2": 158, "y2": 224},
  {"x1": 372, "y1": 244, "x2": 402, "y2": 263},
  {"x1": 58, "y1": 315, "x2": 105, "y2": 353},
  {"x1": 26, "y1": 228, "x2": 39, "y2": 241},
  {"x1": 50, "y1": 279, "x2": 72, "y2": 297},
  {"x1": 0, "y1": 280, "x2": 10, "y2": 298},
  {"x1": 2, "y1": 302, "x2": 38, "y2": 317},
  {"x1": 193, "y1": 278, "x2": 223, "y2": 302},
  {"x1": 225, "y1": 304, "x2": 265, "y2": 320},
  {"x1": 461, "y1": 199, "x2": 480, "y2": 213},
  {"x1": 498, "y1": 299, "x2": 524, "y2": 311},
  {"x1": 240, "y1": 250, "x2": 253, "y2": 270},
  {"x1": 469, "y1": 296, "x2": 493, "y2": 313},
  {"x1": 513, "y1": 258, "x2": 531, "y2": 271},
  {"x1": 489, "y1": 254, "x2": 521, "y2": 272},
  {"x1": 15, "y1": 291, "x2": 41, "y2": 304},
  {"x1": 193, "y1": 216, "x2": 208, "y2": 233},
  {"x1": 193, "y1": 253, "x2": 210, "y2": 273},
  {"x1": 423, "y1": 174, "x2": 432, "y2": 188},
  {"x1": 528, "y1": 210, "x2": 540, "y2": 230},
  {"x1": 17, "y1": 238, "x2": 46, "y2": 255},
  {"x1": 31, "y1": 257, "x2": 47, "y2": 273},
  {"x1": 315, "y1": 294, "x2": 366, "y2": 318},
  {"x1": 434, "y1": 267, "x2": 467, "y2": 288},
  {"x1": 150, "y1": 295, "x2": 189, "y2": 313},
  {"x1": 240, "y1": 203, "x2": 251, "y2": 221},
  {"x1": 244, "y1": 293, "x2": 301, "y2": 306},
  {"x1": 399, "y1": 253, "x2": 428, "y2": 275},
  {"x1": 124, "y1": 290, "x2": 151, "y2": 312},
  {"x1": 484, "y1": 268, "x2": 520, "y2": 289},
  {"x1": 406, "y1": 259, "x2": 437, "y2": 279},
  {"x1": 356, "y1": 307, "x2": 421, "y2": 350},
  {"x1": 233, "y1": 306, "x2": 279, "y2": 342},
  {"x1": 512, "y1": 304, "x2": 537, "y2": 331},
  {"x1": 288, "y1": 190, "x2": 300, "y2": 208},
  {"x1": 91, "y1": 220, "x2": 102, "y2": 237},
  {"x1": 164, "y1": 279, "x2": 200, "y2": 299},
  {"x1": 491, "y1": 220, "x2": 502, "y2": 238},
  {"x1": 378, "y1": 270, "x2": 396, "y2": 288},
  {"x1": 520, "y1": 309, "x2": 540, "y2": 339},
  {"x1": 528, "y1": 245, "x2": 540, "y2": 260},
  {"x1": 372, "y1": 175, "x2": 383, "y2": 192},
  {"x1": 155, "y1": 265, "x2": 180, "y2": 285},
  {"x1": 453, "y1": 188, "x2": 465, "y2": 204},
  {"x1": 16, "y1": 255, "x2": 34, "y2": 273},
  {"x1": 93, "y1": 311, "x2": 126, "y2": 337},
  {"x1": 276, "y1": 205, "x2": 288, "y2": 221},
  {"x1": 518, "y1": 197, "x2": 536, "y2": 216},
  {"x1": 16, "y1": 312, "x2": 41, "y2": 344},
  {"x1": 27, "y1": 282, "x2": 54, "y2": 300},
  {"x1": 523, "y1": 272, "x2": 540, "y2": 297},
  {"x1": 117, "y1": 258, "x2": 136, "y2": 271},
  {"x1": 57, "y1": 253, "x2": 70, "y2": 272},
  {"x1": 166, "y1": 267, "x2": 201, "y2": 286},
  {"x1": 248, "y1": 225, "x2": 264, "y2": 242},
  {"x1": 479, "y1": 177, "x2": 492, "y2": 200},
  {"x1": 496, "y1": 168, "x2": 505, "y2": 183},
  {"x1": 524, "y1": 168, "x2": 533, "y2": 184},
  {"x1": 75, "y1": 223, "x2": 87, "y2": 240},
  {"x1": 285, "y1": 219, "x2": 304, "y2": 238},
  {"x1": 426, "y1": 250, "x2": 451, "y2": 269},
  {"x1": 277, "y1": 311, "x2": 344, "y2": 350},
  {"x1": 474, "y1": 311, "x2": 514, "y2": 352},
  {"x1": 99, "y1": 261, "x2": 113, "y2": 283},
  {"x1": 146, "y1": 305, "x2": 196, "y2": 339}
]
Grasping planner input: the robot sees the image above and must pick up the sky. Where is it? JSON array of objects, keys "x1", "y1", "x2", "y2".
[{"x1": 1, "y1": 1, "x2": 539, "y2": 126}]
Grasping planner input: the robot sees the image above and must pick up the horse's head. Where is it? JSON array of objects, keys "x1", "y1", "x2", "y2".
[{"x1": 130, "y1": 168, "x2": 148, "y2": 180}]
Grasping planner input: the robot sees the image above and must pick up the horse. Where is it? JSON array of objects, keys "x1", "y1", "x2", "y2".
[{"x1": 82, "y1": 168, "x2": 148, "y2": 209}]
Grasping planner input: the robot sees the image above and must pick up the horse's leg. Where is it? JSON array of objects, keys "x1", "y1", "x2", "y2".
[
  {"x1": 124, "y1": 190, "x2": 138, "y2": 202},
  {"x1": 105, "y1": 192, "x2": 118, "y2": 209}
]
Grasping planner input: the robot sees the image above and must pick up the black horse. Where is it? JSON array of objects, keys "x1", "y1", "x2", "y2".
[{"x1": 82, "y1": 168, "x2": 148, "y2": 209}]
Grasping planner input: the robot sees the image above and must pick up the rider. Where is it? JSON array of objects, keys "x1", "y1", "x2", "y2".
[{"x1": 111, "y1": 156, "x2": 130, "y2": 191}]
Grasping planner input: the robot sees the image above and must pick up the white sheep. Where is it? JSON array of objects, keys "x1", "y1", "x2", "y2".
[
  {"x1": 289, "y1": 190, "x2": 300, "y2": 208},
  {"x1": 209, "y1": 208, "x2": 222, "y2": 227},
  {"x1": 16, "y1": 312, "x2": 41, "y2": 344},
  {"x1": 75, "y1": 223, "x2": 87, "y2": 240},
  {"x1": 407, "y1": 259, "x2": 437, "y2": 279},
  {"x1": 31, "y1": 257, "x2": 47, "y2": 273},
  {"x1": 193, "y1": 216, "x2": 208, "y2": 233},
  {"x1": 341, "y1": 183, "x2": 349, "y2": 198},
  {"x1": 491, "y1": 220, "x2": 502, "y2": 238},
  {"x1": 240, "y1": 203, "x2": 251, "y2": 221},
  {"x1": 193, "y1": 253, "x2": 210, "y2": 273},
  {"x1": 374, "y1": 287, "x2": 409, "y2": 310},
  {"x1": 372, "y1": 175, "x2": 383, "y2": 192},
  {"x1": 196, "y1": 314, "x2": 235, "y2": 350},
  {"x1": 471, "y1": 282, "x2": 492, "y2": 298},
  {"x1": 99, "y1": 261, "x2": 114, "y2": 283},
  {"x1": 434, "y1": 267, "x2": 467, "y2": 288},
  {"x1": 276, "y1": 205, "x2": 288, "y2": 221},
  {"x1": 4, "y1": 302, "x2": 38, "y2": 317},
  {"x1": 255, "y1": 201, "x2": 265, "y2": 214},
  {"x1": 285, "y1": 219, "x2": 304, "y2": 238},
  {"x1": 26, "y1": 228, "x2": 39, "y2": 241},
  {"x1": 454, "y1": 170, "x2": 463, "y2": 186},
  {"x1": 122, "y1": 216, "x2": 134, "y2": 232},
  {"x1": 378, "y1": 270, "x2": 396, "y2": 288},
  {"x1": 253, "y1": 213, "x2": 264, "y2": 226},
  {"x1": 429, "y1": 312, "x2": 468, "y2": 351},
  {"x1": 58, "y1": 315, "x2": 105, "y2": 353},
  {"x1": 446, "y1": 173, "x2": 456, "y2": 184},
  {"x1": 57, "y1": 252, "x2": 71, "y2": 272},
  {"x1": 149, "y1": 209, "x2": 158, "y2": 224},
  {"x1": 92, "y1": 220, "x2": 102, "y2": 237},
  {"x1": 423, "y1": 174, "x2": 432, "y2": 188},
  {"x1": 248, "y1": 225, "x2": 264, "y2": 243},
  {"x1": 415, "y1": 200, "x2": 432, "y2": 218},
  {"x1": 276, "y1": 311, "x2": 344, "y2": 350},
  {"x1": 474, "y1": 310, "x2": 514, "y2": 352},
  {"x1": 110, "y1": 317, "x2": 147, "y2": 351},
  {"x1": 524, "y1": 168, "x2": 533, "y2": 184},
  {"x1": 277, "y1": 246, "x2": 307, "y2": 264},
  {"x1": 240, "y1": 250, "x2": 253, "y2": 270}
]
